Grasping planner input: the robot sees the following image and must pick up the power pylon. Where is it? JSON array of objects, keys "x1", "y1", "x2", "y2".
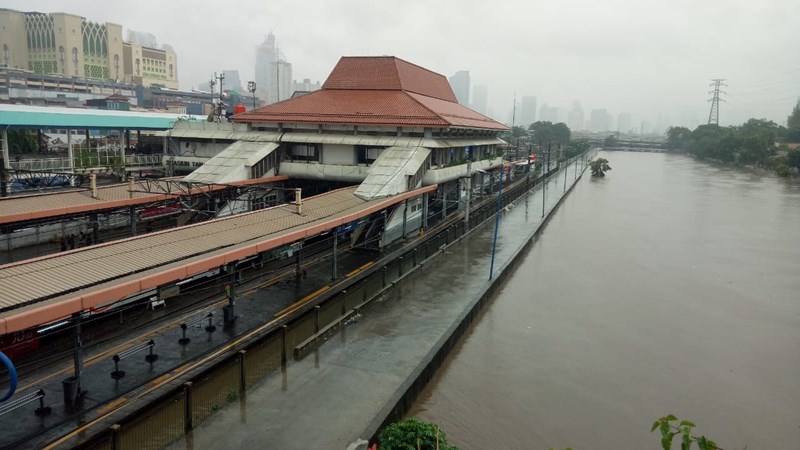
[{"x1": 707, "y1": 79, "x2": 726, "y2": 125}]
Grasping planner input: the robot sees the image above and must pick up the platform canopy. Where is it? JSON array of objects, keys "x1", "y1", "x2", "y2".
[{"x1": 0, "y1": 104, "x2": 205, "y2": 130}]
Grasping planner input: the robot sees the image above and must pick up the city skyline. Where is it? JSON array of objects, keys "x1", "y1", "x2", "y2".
[{"x1": 1, "y1": 0, "x2": 798, "y2": 130}]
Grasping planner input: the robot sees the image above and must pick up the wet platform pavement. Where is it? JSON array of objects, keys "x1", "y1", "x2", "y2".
[
  {"x1": 1, "y1": 244, "x2": 374, "y2": 448},
  {"x1": 169, "y1": 165, "x2": 587, "y2": 449}
]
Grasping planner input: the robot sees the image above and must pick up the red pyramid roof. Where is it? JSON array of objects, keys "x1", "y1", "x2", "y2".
[{"x1": 233, "y1": 56, "x2": 508, "y2": 131}]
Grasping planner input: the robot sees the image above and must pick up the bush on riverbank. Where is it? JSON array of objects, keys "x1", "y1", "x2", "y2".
[{"x1": 378, "y1": 417, "x2": 458, "y2": 450}]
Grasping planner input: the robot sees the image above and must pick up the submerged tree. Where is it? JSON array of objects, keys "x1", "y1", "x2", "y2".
[{"x1": 589, "y1": 158, "x2": 612, "y2": 177}]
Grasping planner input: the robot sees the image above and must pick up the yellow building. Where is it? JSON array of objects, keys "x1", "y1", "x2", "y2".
[{"x1": 0, "y1": 8, "x2": 177, "y2": 89}]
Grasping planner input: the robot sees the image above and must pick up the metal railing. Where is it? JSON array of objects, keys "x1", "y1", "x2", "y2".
[{"x1": 9, "y1": 154, "x2": 165, "y2": 173}]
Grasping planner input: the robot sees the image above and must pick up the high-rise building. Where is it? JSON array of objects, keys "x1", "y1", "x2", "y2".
[
  {"x1": 269, "y1": 59, "x2": 292, "y2": 104},
  {"x1": 471, "y1": 85, "x2": 488, "y2": 115},
  {"x1": 520, "y1": 96, "x2": 537, "y2": 127},
  {"x1": 254, "y1": 32, "x2": 276, "y2": 100},
  {"x1": 448, "y1": 70, "x2": 470, "y2": 105},
  {"x1": 0, "y1": 8, "x2": 177, "y2": 88},
  {"x1": 589, "y1": 109, "x2": 611, "y2": 132},
  {"x1": 127, "y1": 30, "x2": 158, "y2": 49},
  {"x1": 539, "y1": 102, "x2": 558, "y2": 122},
  {"x1": 291, "y1": 78, "x2": 321, "y2": 95},
  {"x1": 222, "y1": 70, "x2": 243, "y2": 93},
  {"x1": 568, "y1": 101, "x2": 584, "y2": 131},
  {"x1": 617, "y1": 112, "x2": 632, "y2": 134}
]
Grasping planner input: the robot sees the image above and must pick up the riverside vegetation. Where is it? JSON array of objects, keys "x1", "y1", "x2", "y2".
[{"x1": 665, "y1": 99, "x2": 800, "y2": 177}]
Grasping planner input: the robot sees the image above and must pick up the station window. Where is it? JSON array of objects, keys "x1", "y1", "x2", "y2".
[
  {"x1": 290, "y1": 144, "x2": 319, "y2": 162},
  {"x1": 356, "y1": 146, "x2": 383, "y2": 164}
]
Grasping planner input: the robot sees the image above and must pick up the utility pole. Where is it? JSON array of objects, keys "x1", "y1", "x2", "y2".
[
  {"x1": 209, "y1": 77, "x2": 216, "y2": 119},
  {"x1": 215, "y1": 72, "x2": 225, "y2": 121},
  {"x1": 707, "y1": 78, "x2": 726, "y2": 125},
  {"x1": 464, "y1": 146, "x2": 472, "y2": 229}
]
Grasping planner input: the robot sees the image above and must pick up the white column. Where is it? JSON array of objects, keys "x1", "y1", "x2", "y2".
[
  {"x1": 1, "y1": 129, "x2": 9, "y2": 169},
  {"x1": 1, "y1": 129, "x2": 9, "y2": 194},
  {"x1": 67, "y1": 130, "x2": 74, "y2": 181},
  {"x1": 120, "y1": 129, "x2": 127, "y2": 181}
]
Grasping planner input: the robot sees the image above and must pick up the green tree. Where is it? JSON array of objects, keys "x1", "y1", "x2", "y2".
[
  {"x1": 666, "y1": 126, "x2": 692, "y2": 151},
  {"x1": 378, "y1": 417, "x2": 458, "y2": 450},
  {"x1": 528, "y1": 121, "x2": 571, "y2": 148},
  {"x1": 603, "y1": 134, "x2": 619, "y2": 148},
  {"x1": 787, "y1": 99, "x2": 800, "y2": 142},
  {"x1": 510, "y1": 125, "x2": 527, "y2": 138},
  {"x1": 563, "y1": 139, "x2": 590, "y2": 159},
  {"x1": 589, "y1": 158, "x2": 611, "y2": 177},
  {"x1": 787, "y1": 148, "x2": 800, "y2": 168},
  {"x1": 6, "y1": 130, "x2": 37, "y2": 155}
]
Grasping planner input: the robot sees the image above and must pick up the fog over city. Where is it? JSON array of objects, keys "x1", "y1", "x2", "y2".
[{"x1": 6, "y1": 0, "x2": 799, "y2": 131}]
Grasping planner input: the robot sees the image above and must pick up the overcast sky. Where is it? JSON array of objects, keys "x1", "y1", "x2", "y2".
[{"x1": 7, "y1": 0, "x2": 800, "y2": 131}]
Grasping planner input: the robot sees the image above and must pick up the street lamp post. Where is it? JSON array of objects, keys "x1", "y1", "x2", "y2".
[{"x1": 247, "y1": 81, "x2": 257, "y2": 109}]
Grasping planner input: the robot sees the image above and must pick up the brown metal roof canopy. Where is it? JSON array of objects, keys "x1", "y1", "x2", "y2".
[
  {"x1": 0, "y1": 176, "x2": 287, "y2": 225},
  {"x1": 0, "y1": 185, "x2": 437, "y2": 334}
]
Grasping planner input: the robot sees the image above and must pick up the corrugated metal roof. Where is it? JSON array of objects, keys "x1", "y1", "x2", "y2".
[
  {"x1": 354, "y1": 146, "x2": 431, "y2": 200},
  {"x1": 183, "y1": 141, "x2": 279, "y2": 184},
  {"x1": 0, "y1": 185, "x2": 438, "y2": 333},
  {"x1": 0, "y1": 104, "x2": 205, "y2": 130},
  {"x1": 0, "y1": 176, "x2": 288, "y2": 225}
]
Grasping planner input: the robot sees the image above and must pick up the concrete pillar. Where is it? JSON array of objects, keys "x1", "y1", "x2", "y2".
[
  {"x1": 422, "y1": 192, "x2": 429, "y2": 229},
  {"x1": 67, "y1": 130, "x2": 74, "y2": 179},
  {"x1": 224, "y1": 264, "x2": 237, "y2": 324},
  {"x1": 130, "y1": 206, "x2": 137, "y2": 236},
  {"x1": 1, "y1": 129, "x2": 9, "y2": 197},
  {"x1": 401, "y1": 199, "x2": 408, "y2": 238},
  {"x1": 120, "y1": 129, "x2": 127, "y2": 180},
  {"x1": 331, "y1": 227, "x2": 338, "y2": 280}
]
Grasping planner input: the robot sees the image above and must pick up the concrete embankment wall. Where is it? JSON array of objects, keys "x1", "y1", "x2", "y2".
[{"x1": 361, "y1": 151, "x2": 594, "y2": 445}]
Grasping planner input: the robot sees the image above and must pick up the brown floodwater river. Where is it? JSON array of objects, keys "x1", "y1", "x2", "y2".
[{"x1": 410, "y1": 151, "x2": 800, "y2": 449}]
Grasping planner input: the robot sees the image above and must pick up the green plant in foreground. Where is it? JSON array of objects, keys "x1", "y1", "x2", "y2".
[
  {"x1": 378, "y1": 417, "x2": 458, "y2": 450},
  {"x1": 651, "y1": 415, "x2": 721, "y2": 450}
]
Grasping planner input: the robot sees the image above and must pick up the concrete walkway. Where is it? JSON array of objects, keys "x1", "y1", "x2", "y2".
[{"x1": 169, "y1": 165, "x2": 586, "y2": 449}]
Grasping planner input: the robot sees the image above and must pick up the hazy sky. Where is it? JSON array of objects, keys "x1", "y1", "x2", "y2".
[{"x1": 6, "y1": 0, "x2": 800, "y2": 130}]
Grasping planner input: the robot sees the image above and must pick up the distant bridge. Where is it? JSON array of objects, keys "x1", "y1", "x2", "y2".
[{"x1": 602, "y1": 147, "x2": 669, "y2": 153}]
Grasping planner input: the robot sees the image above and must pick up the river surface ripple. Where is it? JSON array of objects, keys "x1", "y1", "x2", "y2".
[{"x1": 411, "y1": 152, "x2": 800, "y2": 449}]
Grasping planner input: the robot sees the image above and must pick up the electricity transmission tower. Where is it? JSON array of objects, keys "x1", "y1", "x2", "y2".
[{"x1": 707, "y1": 79, "x2": 726, "y2": 125}]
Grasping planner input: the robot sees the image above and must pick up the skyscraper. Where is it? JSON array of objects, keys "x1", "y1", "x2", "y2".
[
  {"x1": 589, "y1": 109, "x2": 611, "y2": 132},
  {"x1": 520, "y1": 96, "x2": 537, "y2": 127},
  {"x1": 471, "y1": 85, "x2": 488, "y2": 115},
  {"x1": 222, "y1": 70, "x2": 243, "y2": 93},
  {"x1": 254, "y1": 32, "x2": 276, "y2": 100},
  {"x1": 539, "y1": 103, "x2": 558, "y2": 122},
  {"x1": 617, "y1": 112, "x2": 632, "y2": 134},
  {"x1": 568, "y1": 101, "x2": 584, "y2": 131},
  {"x1": 448, "y1": 70, "x2": 470, "y2": 105},
  {"x1": 269, "y1": 59, "x2": 292, "y2": 104}
]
